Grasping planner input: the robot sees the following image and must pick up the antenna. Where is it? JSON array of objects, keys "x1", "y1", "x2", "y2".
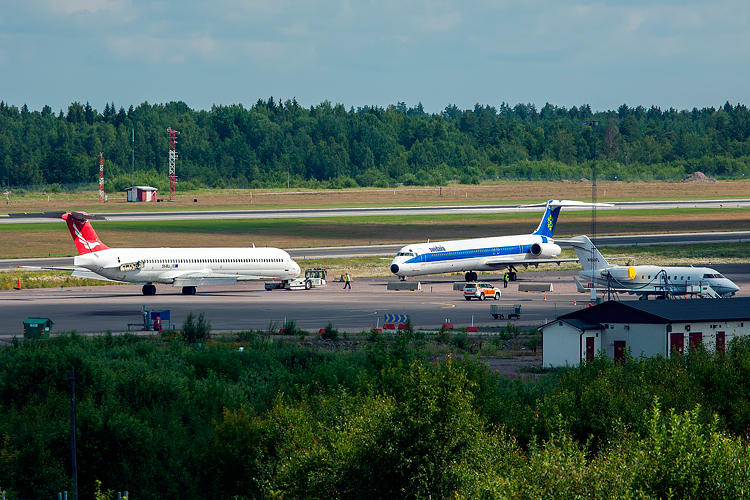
[
  {"x1": 131, "y1": 128, "x2": 135, "y2": 188},
  {"x1": 99, "y1": 152, "x2": 104, "y2": 203},
  {"x1": 167, "y1": 127, "x2": 180, "y2": 201}
]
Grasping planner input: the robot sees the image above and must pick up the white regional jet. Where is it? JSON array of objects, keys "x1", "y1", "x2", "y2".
[
  {"x1": 568, "y1": 234, "x2": 739, "y2": 299},
  {"x1": 9, "y1": 211, "x2": 301, "y2": 295},
  {"x1": 390, "y1": 200, "x2": 613, "y2": 282}
]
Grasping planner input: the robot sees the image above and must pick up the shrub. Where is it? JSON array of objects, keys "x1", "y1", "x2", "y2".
[
  {"x1": 282, "y1": 318, "x2": 305, "y2": 338},
  {"x1": 452, "y1": 330, "x2": 469, "y2": 350},
  {"x1": 320, "y1": 322, "x2": 338, "y2": 341},
  {"x1": 182, "y1": 311, "x2": 211, "y2": 343}
]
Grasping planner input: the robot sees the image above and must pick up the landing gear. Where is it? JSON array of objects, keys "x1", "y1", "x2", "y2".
[
  {"x1": 507, "y1": 266, "x2": 518, "y2": 281},
  {"x1": 142, "y1": 284, "x2": 156, "y2": 296},
  {"x1": 182, "y1": 286, "x2": 196, "y2": 295},
  {"x1": 465, "y1": 271, "x2": 478, "y2": 282}
]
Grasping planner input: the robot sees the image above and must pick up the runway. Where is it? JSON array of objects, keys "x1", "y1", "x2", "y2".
[{"x1": 1, "y1": 263, "x2": 747, "y2": 340}]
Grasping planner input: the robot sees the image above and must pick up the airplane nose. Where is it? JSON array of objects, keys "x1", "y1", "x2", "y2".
[{"x1": 390, "y1": 264, "x2": 399, "y2": 274}]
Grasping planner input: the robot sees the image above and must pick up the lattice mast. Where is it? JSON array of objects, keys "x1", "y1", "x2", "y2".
[
  {"x1": 99, "y1": 152, "x2": 104, "y2": 203},
  {"x1": 591, "y1": 162, "x2": 597, "y2": 272},
  {"x1": 167, "y1": 128, "x2": 179, "y2": 201}
]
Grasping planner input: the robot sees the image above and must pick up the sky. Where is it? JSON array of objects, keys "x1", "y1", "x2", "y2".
[{"x1": 1, "y1": 0, "x2": 748, "y2": 115}]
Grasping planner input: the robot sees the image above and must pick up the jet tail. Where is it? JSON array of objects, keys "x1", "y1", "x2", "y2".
[
  {"x1": 525, "y1": 200, "x2": 614, "y2": 238},
  {"x1": 8, "y1": 211, "x2": 109, "y2": 255},
  {"x1": 568, "y1": 235, "x2": 608, "y2": 271}
]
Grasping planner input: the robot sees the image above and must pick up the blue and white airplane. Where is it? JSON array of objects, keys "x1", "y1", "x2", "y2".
[{"x1": 389, "y1": 200, "x2": 612, "y2": 282}]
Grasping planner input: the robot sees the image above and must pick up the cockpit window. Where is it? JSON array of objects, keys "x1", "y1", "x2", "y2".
[
  {"x1": 397, "y1": 252, "x2": 415, "y2": 257},
  {"x1": 703, "y1": 273, "x2": 724, "y2": 279}
]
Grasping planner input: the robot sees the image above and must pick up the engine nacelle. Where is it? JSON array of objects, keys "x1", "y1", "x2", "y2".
[
  {"x1": 530, "y1": 243, "x2": 561, "y2": 259},
  {"x1": 601, "y1": 266, "x2": 637, "y2": 281}
]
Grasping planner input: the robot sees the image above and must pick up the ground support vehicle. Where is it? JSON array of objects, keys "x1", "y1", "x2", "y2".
[
  {"x1": 304, "y1": 268, "x2": 327, "y2": 286},
  {"x1": 463, "y1": 282, "x2": 502, "y2": 301},
  {"x1": 265, "y1": 268, "x2": 327, "y2": 291},
  {"x1": 490, "y1": 304, "x2": 521, "y2": 320}
]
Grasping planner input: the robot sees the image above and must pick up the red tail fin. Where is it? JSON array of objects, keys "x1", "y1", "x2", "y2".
[{"x1": 62, "y1": 212, "x2": 110, "y2": 254}]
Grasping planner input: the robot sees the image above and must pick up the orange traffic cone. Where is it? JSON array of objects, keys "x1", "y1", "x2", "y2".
[
  {"x1": 574, "y1": 300, "x2": 577, "y2": 305},
  {"x1": 15, "y1": 278, "x2": 21, "y2": 290},
  {"x1": 543, "y1": 295, "x2": 546, "y2": 301}
]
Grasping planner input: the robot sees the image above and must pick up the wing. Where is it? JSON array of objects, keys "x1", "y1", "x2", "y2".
[
  {"x1": 483, "y1": 257, "x2": 580, "y2": 267},
  {"x1": 170, "y1": 271, "x2": 278, "y2": 287},
  {"x1": 17, "y1": 265, "x2": 138, "y2": 284}
]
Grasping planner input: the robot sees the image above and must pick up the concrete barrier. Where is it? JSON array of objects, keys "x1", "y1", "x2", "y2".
[
  {"x1": 453, "y1": 282, "x2": 468, "y2": 291},
  {"x1": 387, "y1": 281, "x2": 422, "y2": 291},
  {"x1": 518, "y1": 283, "x2": 553, "y2": 292}
]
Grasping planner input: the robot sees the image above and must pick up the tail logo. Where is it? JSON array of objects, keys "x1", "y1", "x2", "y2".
[
  {"x1": 72, "y1": 222, "x2": 103, "y2": 249},
  {"x1": 547, "y1": 215, "x2": 554, "y2": 232}
]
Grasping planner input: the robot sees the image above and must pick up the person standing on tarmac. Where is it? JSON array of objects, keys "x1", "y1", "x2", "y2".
[
  {"x1": 503, "y1": 273, "x2": 509, "y2": 288},
  {"x1": 343, "y1": 272, "x2": 352, "y2": 290}
]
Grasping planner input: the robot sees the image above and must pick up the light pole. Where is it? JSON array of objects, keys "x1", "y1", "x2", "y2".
[
  {"x1": 454, "y1": 174, "x2": 457, "y2": 196},
  {"x1": 439, "y1": 173, "x2": 442, "y2": 197},
  {"x1": 286, "y1": 162, "x2": 290, "y2": 189}
]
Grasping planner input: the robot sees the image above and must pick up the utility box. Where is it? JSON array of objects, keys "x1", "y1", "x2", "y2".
[{"x1": 23, "y1": 317, "x2": 53, "y2": 339}]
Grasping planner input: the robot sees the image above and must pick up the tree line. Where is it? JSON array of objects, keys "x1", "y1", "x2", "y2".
[
  {"x1": 2, "y1": 99, "x2": 750, "y2": 192},
  {"x1": 1, "y1": 330, "x2": 749, "y2": 499}
]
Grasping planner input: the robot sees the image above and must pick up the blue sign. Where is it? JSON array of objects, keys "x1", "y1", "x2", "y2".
[{"x1": 384, "y1": 314, "x2": 409, "y2": 324}]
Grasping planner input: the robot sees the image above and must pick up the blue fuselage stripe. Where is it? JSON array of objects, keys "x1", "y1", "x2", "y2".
[{"x1": 406, "y1": 245, "x2": 533, "y2": 264}]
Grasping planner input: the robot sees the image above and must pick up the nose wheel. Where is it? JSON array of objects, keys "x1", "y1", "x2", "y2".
[{"x1": 465, "y1": 271, "x2": 478, "y2": 282}]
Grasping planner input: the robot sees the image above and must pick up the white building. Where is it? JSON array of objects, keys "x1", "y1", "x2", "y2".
[
  {"x1": 539, "y1": 298, "x2": 750, "y2": 367},
  {"x1": 125, "y1": 186, "x2": 158, "y2": 202}
]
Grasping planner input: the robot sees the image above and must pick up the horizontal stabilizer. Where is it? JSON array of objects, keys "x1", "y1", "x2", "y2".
[
  {"x1": 520, "y1": 200, "x2": 614, "y2": 209},
  {"x1": 8, "y1": 211, "x2": 108, "y2": 221}
]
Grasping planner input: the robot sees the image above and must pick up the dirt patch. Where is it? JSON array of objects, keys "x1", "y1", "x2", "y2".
[{"x1": 683, "y1": 172, "x2": 717, "y2": 183}]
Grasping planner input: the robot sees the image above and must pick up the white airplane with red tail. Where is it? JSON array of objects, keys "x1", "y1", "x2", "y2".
[{"x1": 8, "y1": 211, "x2": 301, "y2": 295}]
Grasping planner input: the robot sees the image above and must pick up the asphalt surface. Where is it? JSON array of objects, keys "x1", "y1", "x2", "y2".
[{"x1": 2, "y1": 263, "x2": 747, "y2": 340}]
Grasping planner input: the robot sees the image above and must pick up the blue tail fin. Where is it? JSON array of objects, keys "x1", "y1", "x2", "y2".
[{"x1": 532, "y1": 201, "x2": 562, "y2": 237}]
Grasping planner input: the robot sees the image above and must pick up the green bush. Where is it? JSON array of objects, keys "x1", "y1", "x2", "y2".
[
  {"x1": 320, "y1": 321, "x2": 338, "y2": 341},
  {"x1": 452, "y1": 330, "x2": 469, "y2": 350},
  {"x1": 181, "y1": 311, "x2": 211, "y2": 343}
]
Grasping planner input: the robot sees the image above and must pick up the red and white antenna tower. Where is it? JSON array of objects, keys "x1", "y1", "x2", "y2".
[
  {"x1": 99, "y1": 152, "x2": 104, "y2": 203},
  {"x1": 167, "y1": 127, "x2": 179, "y2": 201}
]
